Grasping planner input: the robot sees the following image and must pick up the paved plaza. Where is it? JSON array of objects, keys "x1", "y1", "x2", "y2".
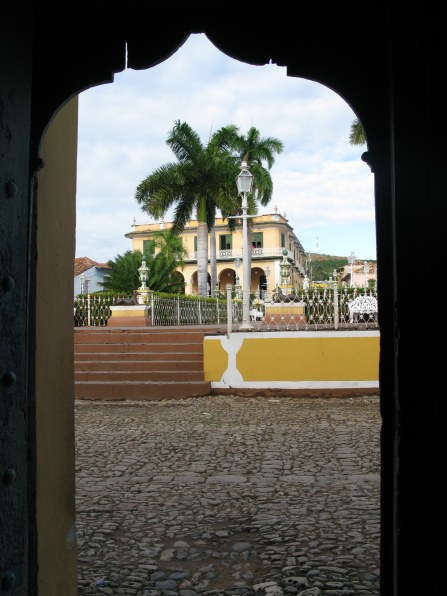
[{"x1": 75, "y1": 394, "x2": 381, "y2": 595}]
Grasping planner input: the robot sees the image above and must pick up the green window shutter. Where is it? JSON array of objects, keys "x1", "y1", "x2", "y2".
[
  {"x1": 194, "y1": 236, "x2": 197, "y2": 251},
  {"x1": 219, "y1": 234, "x2": 232, "y2": 250},
  {"x1": 252, "y1": 232, "x2": 263, "y2": 248}
]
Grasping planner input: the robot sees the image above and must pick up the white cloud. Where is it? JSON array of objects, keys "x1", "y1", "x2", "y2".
[{"x1": 76, "y1": 33, "x2": 375, "y2": 263}]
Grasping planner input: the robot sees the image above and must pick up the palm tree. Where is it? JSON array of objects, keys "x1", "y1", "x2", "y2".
[
  {"x1": 135, "y1": 121, "x2": 238, "y2": 297},
  {"x1": 100, "y1": 231, "x2": 186, "y2": 294},
  {"x1": 230, "y1": 126, "x2": 284, "y2": 276},
  {"x1": 349, "y1": 118, "x2": 367, "y2": 146}
]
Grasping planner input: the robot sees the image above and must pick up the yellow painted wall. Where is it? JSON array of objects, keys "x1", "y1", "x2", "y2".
[
  {"x1": 237, "y1": 336, "x2": 379, "y2": 381},
  {"x1": 203, "y1": 338, "x2": 228, "y2": 381},
  {"x1": 36, "y1": 98, "x2": 78, "y2": 595},
  {"x1": 204, "y1": 332, "x2": 380, "y2": 385},
  {"x1": 133, "y1": 237, "x2": 144, "y2": 253}
]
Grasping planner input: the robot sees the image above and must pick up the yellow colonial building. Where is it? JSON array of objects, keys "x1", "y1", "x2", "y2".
[{"x1": 125, "y1": 209, "x2": 307, "y2": 296}]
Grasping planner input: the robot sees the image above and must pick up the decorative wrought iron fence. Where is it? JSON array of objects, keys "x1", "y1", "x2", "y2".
[
  {"x1": 73, "y1": 285, "x2": 378, "y2": 330},
  {"x1": 150, "y1": 294, "x2": 228, "y2": 326},
  {"x1": 73, "y1": 293, "x2": 231, "y2": 327},
  {"x1": 74, "y1": 294, "x2": 126, "y2": 327},
  {"x1": 235, "y1": 285, "x2": 378, "y2": 331}
]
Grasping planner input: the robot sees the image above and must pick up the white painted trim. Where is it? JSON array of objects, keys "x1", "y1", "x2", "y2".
[
  {"x1": 110, "y1": 305, "x2": 149, "y2": 312},
  {"x1": 204, "y1": 330, "x2": 380, "y2": 340},
  {"x1": 219, "y1": 334, "x2": 244, "y2": 386},
  {"x1": 212, "y1": 380, "x2": 380, "y2": 389}
]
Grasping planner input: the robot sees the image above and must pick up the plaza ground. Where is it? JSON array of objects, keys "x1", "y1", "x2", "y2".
[{"x1": 75, "y1": 394, "x2": 381, "y2": 595}]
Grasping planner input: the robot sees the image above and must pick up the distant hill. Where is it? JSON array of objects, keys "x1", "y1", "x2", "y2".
[
  {"x1": 310, "y1": 253, "x2": 377, "y2": 262},
  {"x1": 308, "y1": 253, "x2": 377, "y2": 282}
]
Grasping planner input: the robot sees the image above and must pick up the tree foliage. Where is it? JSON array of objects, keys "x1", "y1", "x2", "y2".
[
  {"x1": 349, "y1": 118, "x2": 367, "y2": 146},
  {"x1": 135, "y1": 120, "x2": 284, "y2": 297},
  {"x1": 233, "y1": 126, "x2": 284, "y2": 207},
  {"x1": 100, "y1": 231, "x2": 186, "y2": 294},
  {"x1": 310, "y1": 257, "x2": 348, "y2": 282},
  {"x1": 135, "y1": 120, "x2": 240, "y2": 296}
]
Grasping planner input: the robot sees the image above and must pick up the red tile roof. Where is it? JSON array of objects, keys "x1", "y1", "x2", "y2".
[{"x1": 74, "y1": 257, "x2": 111, "y2": 277}]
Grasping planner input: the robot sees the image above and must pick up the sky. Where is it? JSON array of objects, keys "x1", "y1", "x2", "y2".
[{"x1": 76, "y1": 33, "x2": 376, "y2": 264}]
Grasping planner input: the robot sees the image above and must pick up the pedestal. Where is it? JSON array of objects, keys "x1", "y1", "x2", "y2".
[
  {"x1": 264, "y1": 302, "x2": 306, "y2": 325},
  {"x1": 107, "y1": 305, "x2": 151, "y2": 327}
]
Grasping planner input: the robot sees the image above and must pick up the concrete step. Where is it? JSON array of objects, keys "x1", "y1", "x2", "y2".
[
  {"x1": 74, "y1": 360, "x2": 202, "y2": 372},
  {"x1": 75, "y1": 370, "x2": 204, "y2": 382},
  {"x1": 75, "y1": 380, "x2": 211, "y2": 400}
]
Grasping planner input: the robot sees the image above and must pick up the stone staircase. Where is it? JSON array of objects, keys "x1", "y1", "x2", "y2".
[{"x1": 74, "y1": 326, "x2": 226, "y2": 400}]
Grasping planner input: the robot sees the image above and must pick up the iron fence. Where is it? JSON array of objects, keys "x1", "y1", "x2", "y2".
[
  {"x1": 234, "y1": 285, "x2": 378, "y2": 331},
  {"x1": 74, "y1": 285, "x2": 378, "y2": 331},
  {"x1": 74, "y1": 293, "x2": 126, "y2": 327}
]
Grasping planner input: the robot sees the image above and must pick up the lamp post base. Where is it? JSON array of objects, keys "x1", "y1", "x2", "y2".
[{"x1": 239, "y1": 321, "x2": 254, "y2": 331}]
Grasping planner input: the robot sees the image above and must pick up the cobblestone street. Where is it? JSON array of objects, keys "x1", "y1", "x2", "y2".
[{"x1": 75, "y1": 395, "x2": 381, "y2": 595}]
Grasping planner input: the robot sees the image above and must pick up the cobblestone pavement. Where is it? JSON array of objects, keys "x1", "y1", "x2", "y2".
[{"x1": 75, "y1": 395, "x2": 381, "y2": 596}]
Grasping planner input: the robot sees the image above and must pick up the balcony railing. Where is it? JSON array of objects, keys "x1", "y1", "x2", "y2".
[{"x1": 185, "y1": 247, "x2": 302, "y2": 263}]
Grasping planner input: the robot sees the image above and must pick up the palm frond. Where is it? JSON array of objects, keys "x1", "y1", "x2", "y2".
[{"x1": 349, "y1": 118, "x2": 367, "y2": 145}]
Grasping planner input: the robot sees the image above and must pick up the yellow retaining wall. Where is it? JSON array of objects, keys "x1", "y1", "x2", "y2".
[
  {"x1": 204, "y1": 331, "x2": 379, "y2": 391},
  {"x1": 36, "y1": 99, "x2": 78, "y2": 594}
]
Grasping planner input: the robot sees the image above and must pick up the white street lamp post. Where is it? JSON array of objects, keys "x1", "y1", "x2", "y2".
[
  {"x1": 364, "y1": 260, "x2": 369, "y2": 288},
  {"x1": 237, "y1": 161, "x2": 253, "y2": 331},
  {"x1": 233, "y1": 256, "x2": 242, "y2": 298}
]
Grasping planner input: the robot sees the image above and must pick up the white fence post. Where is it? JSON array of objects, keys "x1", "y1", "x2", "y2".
[
  {"x1": 334, "y1": 287, "x2": 339, "y2": 330},
  {"x1": 87, "y1": 293, "x2": 91, "y2": 327},
  {"x1": 226, "y1": 284, "x2": 233, "y2": 335},
  {"x1": 177, "y1": 295, "x2": 180, "y2": 325}
]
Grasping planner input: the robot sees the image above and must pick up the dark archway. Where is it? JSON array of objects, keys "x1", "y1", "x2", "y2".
[{"x1": 1, "y1": 3, "x2": 443, "y2": 594}]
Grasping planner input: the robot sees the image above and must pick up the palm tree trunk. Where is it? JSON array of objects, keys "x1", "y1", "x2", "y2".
[
  {"x1": 209, "y1": 224, "x2": 217, "y2": 297},
  {"x1": 247, "y1": 218, "x2": 253, "y2": 294},
  {"x1": 197, "y1": 219, "x2": 209, "y2": 297}
]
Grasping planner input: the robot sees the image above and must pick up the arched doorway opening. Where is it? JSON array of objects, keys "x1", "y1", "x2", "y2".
[
  {"x1": 218, "y1": 268, "x2": 236, "y2": 294},
  {"x1": 250, "y1": 266, "x2": 265, "y2": 295},
  {"x1": 68, "y1": 37, "x2": 380, "y2": 592},
  {"x1": 190, "y1": 271, "x2": 211, "y2": 296},
  {"x1": 36, "y1": 36, "x2": 380, "y2": 595},
  {"x1": 173, "y1": 271, "x2": 186, "y2": 294}
]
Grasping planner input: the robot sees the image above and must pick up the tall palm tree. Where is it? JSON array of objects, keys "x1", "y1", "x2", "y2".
[
  {"x1": 230, "y1": 127, "x2": 284, "y2": 277},
  {"x1": 135, "y1": 120, "x2": 237, "y2": 297}
]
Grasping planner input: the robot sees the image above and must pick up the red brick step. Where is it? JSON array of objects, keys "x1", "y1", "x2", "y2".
[
  {"x1": 74, "y1": 325, "x2": 226, "y2": 401},
  {"x1": 75, "y1": 381, "x2": 211, "y2": 400},
  {"x1": 75, "y1": 360, "x2": 201, "y2": 372}
]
